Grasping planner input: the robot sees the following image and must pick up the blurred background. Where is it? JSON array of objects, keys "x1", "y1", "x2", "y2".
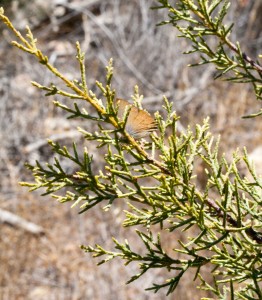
[{"x1": 0, "y1": 0, "x2": 261, "y2": 299}]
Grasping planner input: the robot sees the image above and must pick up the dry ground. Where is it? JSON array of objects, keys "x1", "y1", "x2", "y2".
[{"x1": 0, "y1": 1, "x2": 261, "y2": 299}]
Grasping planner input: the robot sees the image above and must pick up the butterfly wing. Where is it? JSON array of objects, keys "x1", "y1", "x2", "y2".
[
  {"x1": 126, "y1": 109, "x2": 157, "y2": 138},
  {"x1": 115, "y1": 98, "x2": 156, "y2": 138}
]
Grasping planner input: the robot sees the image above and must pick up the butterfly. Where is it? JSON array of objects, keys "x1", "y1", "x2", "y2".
[{"x1": 115, "y1": 98, "x2": 157, "y2": 139}]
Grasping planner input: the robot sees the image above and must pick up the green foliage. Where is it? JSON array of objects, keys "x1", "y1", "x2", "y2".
[
  {"x1": 153, "y1": 0, "x2": 262, "y2": 117},
  {"x1": 1, "y1": 3, "x2": 262, "y2": 299}
]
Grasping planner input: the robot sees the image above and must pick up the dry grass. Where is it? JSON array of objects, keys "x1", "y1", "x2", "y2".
[{"x1": 0, "y1": 0, "x2": 261, "y2": 299}]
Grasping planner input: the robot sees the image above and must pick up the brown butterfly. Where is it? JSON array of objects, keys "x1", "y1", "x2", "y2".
[{"x1": 115, "y1": 98, "x2": 157, "y2": 139}]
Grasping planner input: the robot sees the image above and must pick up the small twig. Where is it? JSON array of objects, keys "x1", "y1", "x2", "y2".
[
  {"x1": 241, "y1": 52, "x2": 262, "y2": 73},
  {"x1": 205, "y1": 197, "x2": 262, "y2": 244},
  {"x1": 0, "y1": 208, "x2": 45, "y2": 235},
  {"x1": 225, "y1": 39, "x2": 262, "y2": 73},
  {"x1": 23, "y1": 130, "x2": 81, "y2": 153}
]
